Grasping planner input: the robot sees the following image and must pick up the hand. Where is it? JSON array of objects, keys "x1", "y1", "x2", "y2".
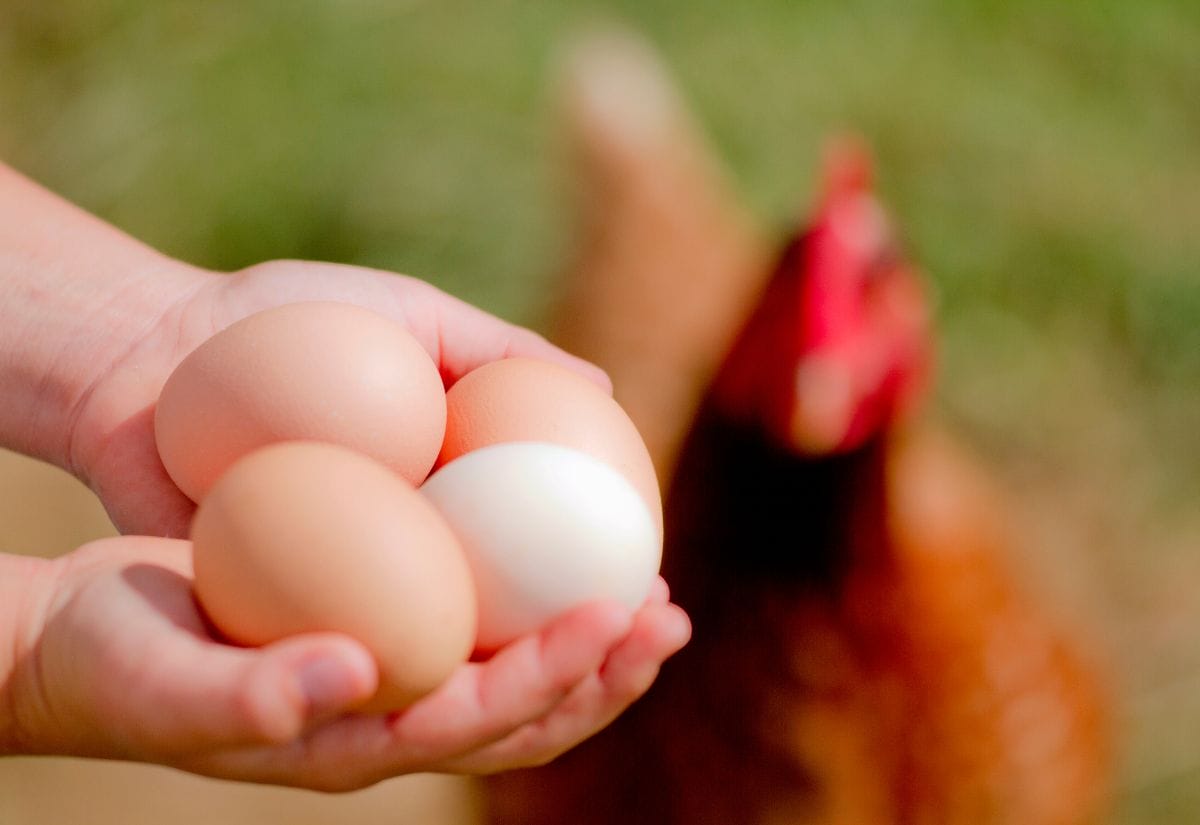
[
  {"x1": 6, "y1": 537, "x2": 690, "y2": 789},
  {"x1": 65, "y1": 259, "x2": 610, "y2": 537},
  {"x1": 0, "y1": 168, "x2": 690, "y2": 787}
]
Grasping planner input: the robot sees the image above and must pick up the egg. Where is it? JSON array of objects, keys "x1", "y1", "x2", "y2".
[
  {"x1": 437, "y1": 356, "x2": 662, "y2": 534},
  {"x1": 156, "y1": 301, "x2": 446, "y2": 502},
  {"x1": 421, "y1": 442, "x2": 661, "y2": 651},
  {"x1": 191, "y1": 441, "x2": 476, "y2": 711}
]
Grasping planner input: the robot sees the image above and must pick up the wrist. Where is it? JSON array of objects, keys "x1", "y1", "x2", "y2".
[
  {"x1": 0, "y1": 553, "x2": 57, "y2": 755},
  {"x1": 0, "y1": 163, "x2": 209, "y2": 469}
]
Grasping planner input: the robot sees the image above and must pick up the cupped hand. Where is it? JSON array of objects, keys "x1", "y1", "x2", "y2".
[
  {"x1": 8, "y1": 537, "x2": 689, "y2": 789},
  {"x1": 66, "y1": 260, "x2": 610, "y2": 538}
]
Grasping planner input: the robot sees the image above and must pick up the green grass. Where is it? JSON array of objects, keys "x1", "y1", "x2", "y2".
[{"x1": 2, "y1": 1, "x2": 1198, "y2": 821}]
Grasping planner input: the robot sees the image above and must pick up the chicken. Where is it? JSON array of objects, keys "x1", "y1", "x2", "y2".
[{"x1": 486, "y1": 33, "x2": 1110, "y2": 825}]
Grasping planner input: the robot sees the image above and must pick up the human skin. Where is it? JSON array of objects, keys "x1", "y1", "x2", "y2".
[{"x1": 0, "y1": 163, "x2": 690, "y2": 789}]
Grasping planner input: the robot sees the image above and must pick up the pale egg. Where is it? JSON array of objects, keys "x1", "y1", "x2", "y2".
[
  {"x1": 421, "y1": 442, "x2": 661, "y2": 652},
  {"x1": 156, "y1": 301, "x2": 446, "y2": 502},
  {"x1": 191, "y1": 441, "x2": 476, "y2": 711}
]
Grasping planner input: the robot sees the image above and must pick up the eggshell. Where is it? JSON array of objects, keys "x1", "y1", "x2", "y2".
[
  {"x1": 191, "y1": 441, "x2": 476, "y2": 711},
  {"x1": 437, "y1": 357, "x2": 662, "y2": 535},
  {"x1": 156, "y1": 301, "x2": 446, "y2": 502},
  {"x1": 421, "y1": 442, "x2": 661, "y2": 651}
]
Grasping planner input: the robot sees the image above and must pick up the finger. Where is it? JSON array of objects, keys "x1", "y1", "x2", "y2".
[
  {"x1": 647, "y1": 575, "x2": 670, "y2": 604},
  {"x1": 397, "y1": 277, "x2": 612, "y2": 392},
  {"x1": 488, "y1": 326, "x2": 613, "y2": 395},
  {"x1": 597, "y1": 602, "x2": 689, "y2": 703},
  {"x1": 190, "y1": 601, "x2": 634, "y2": 790},
  {"x1": 439, "y1": 601, "x2": 690, "y2": 774},
  {"x1": 386, "y1": 600, "x2": 633, "y2": 760},
  {"x1": 132, "y1": 633, "x2": 376, "y2": 755}
]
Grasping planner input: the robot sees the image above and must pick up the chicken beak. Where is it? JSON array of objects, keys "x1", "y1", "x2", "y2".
[{"x1": 789, "y1": 353, "x2": 857, "y2": 454}]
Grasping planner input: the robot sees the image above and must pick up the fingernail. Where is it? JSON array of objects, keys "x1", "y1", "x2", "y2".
[{"x1": 298, "y1": 656, "x2": 364, "y2": 715}]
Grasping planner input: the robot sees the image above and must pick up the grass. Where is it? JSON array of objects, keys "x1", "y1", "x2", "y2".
[{"x1": 2, "y1": 1, "x2": 1198, "y2": 821}]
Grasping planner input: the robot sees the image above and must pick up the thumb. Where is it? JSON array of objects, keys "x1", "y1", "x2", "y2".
[{"x1": 127, "y1": 633, "x2": 378, "y2": 754}]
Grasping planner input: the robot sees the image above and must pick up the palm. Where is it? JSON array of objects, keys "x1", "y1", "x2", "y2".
[{"x1": 70, "y1": 260, "x2": 606, "y2": 537}]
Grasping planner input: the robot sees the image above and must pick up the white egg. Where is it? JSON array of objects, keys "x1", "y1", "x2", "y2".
[{"x1": 420, "y1": 442, "x2": 662, "y2": 651}]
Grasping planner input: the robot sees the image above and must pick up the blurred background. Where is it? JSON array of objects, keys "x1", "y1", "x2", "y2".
[{"x1": 1, "y1": 0, "x2": 1197, "y2": 822}]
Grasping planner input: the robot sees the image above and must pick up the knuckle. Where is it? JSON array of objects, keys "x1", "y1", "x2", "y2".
[{"x1": 232, "y1": 677, "x2": 300, "y2": 745}]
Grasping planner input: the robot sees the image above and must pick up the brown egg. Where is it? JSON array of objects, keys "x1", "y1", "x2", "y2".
[
  {"x1": 191, "y1": 441, "x2": 476, "y2": 711},
  {"x1": 155, "y1": 301, "x2": 446, "y2": 503},
  {"x1": 437, "y1": 357, "x2": 662, "y2": 535}
]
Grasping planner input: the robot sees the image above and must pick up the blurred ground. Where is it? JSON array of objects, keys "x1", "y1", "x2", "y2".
[{"x1": 1, "y1": 1, "x2": 1198, "y2": 822}]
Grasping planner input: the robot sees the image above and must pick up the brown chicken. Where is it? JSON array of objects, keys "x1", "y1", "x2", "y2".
[{"x1": 486, "y1": 34, "x2": 1110, "y2": 825}]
